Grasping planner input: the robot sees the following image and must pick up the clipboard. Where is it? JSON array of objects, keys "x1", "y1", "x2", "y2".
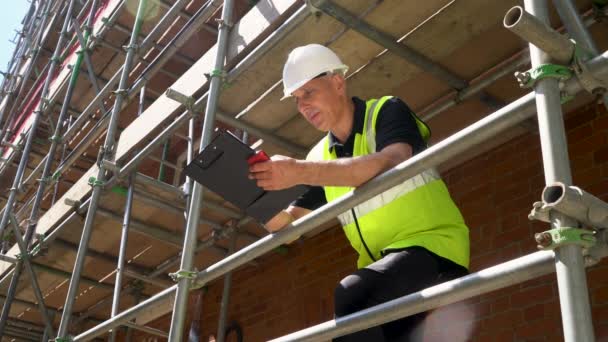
[{"x1": 184, "y1": 130, "x2": 308, "y2": 223}]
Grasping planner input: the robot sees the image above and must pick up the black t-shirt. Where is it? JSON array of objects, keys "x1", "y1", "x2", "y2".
[{"x1": 293, "y1": 96, "x2": 426, "y2": 210}]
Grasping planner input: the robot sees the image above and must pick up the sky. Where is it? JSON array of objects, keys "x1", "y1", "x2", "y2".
[{"x1": 0, "y1": 2, "x2": 33, "y2": 85}]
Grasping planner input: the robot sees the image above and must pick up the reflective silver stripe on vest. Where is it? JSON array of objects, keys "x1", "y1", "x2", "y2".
[
  {"x1": 365, "y1": 99, "x2": 381, "y2": 154},
  {"x1": 337, "y1": 168, "x2": 440, "y2": 226}
]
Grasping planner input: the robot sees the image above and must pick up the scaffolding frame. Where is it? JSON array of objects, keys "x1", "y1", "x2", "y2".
[{"x1": 0, "y1": 0, "x2": 606, "y2": 340}]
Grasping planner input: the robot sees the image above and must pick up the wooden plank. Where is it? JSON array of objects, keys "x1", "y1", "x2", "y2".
[
  {"x1": 228, "y1": 0, "x2": 454, "y2": 136},
  {"x1": 239, "y1": 0, "x2": 520, "y2": 152},
  {"x1": 0, "y1": 0, "x2": 299, "y2": 280},
  {"x1": 113, "y1": 0, "x2": 300, "y2": 160}
]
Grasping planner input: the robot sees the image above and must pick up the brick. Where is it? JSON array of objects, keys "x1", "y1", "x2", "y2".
[
  {"x1": 490, "y1": 295, "x2": 511, "y2": 314},
  {"x1": 595, "y1": 115, "x2": 608, "y2": 131},
  {"x1": 480, "y1": 309, "x2": 523, "y2": 333},
  {"x1": 595, "y1": 145, "x2": 608, "y2": 164},
  {"x1": 510, "y1": 284, "x2": 554, "y2": 308},
  {"x1": 567, "y1": 122, "x2": 593, "y2": 142},
  {"x1": 515, "y1": 317, "x2": 562, "y2": 340},
  {"x1": 523, "y1": 303, "x2": 545, "y2": 321},
  {"x1": 167, "y1": 104, "x2": 608, "y2": 342},
  {"x1": 565, "y1": 107, "x2": 597, "y2": 130},
  {"x1": 592, "y1": 285, "x2": 608, "y2": 304}
]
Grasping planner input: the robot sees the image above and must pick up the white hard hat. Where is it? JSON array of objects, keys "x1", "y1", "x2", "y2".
[{"x1": 281, "y1": 44, "x2": 348, "y2": 100}]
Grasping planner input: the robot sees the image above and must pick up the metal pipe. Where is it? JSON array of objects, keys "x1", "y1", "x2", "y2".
[
  {"x1": 122, "y1": 3, "x2": 313, "y2": 176},
  {"x1": 128, "y1": 0, "x2": 222, "y2": 96},
  {"x1": 504, "y1": 6, "x2": 574, "y2": 64},
  {"x1": 168, "y1": 0, "x2": 235, "y2": 339},
  {"x1": 110, "y1": 22, "x2": 195, "y2": 66},
  {"x1": 5, "y1": 327, "x2": 41, "y2": 341},
  {"x1": 0, "y1": 0, "x2": 71, "y2": 157},
  {"x1": 552, "y1": 0, "x2": 608, "y2": 107},
  {"x1": 523, "y1": 1, "x2": 594, "y2": 341},
  {"x1": 419, "y1": 9, "x2": 596, "y2": 120},
  {"x1": 0, "y1": 0, "x2": 76, "y2": 337},
  {"x1": 52, "y1": 238, "x2": 153, "y2": 276},
  {"x1": 56, "y1": 0, "x2": 149, "y2": 338},
  {"x1": 26, "y1": 0, "x2": 100, "y2": 268},
  {"x1": 6, "y1": 317, "x2": 45, "y2": 333},
  {"x1": 70, "y1": 58, "x2": 605, "y2": 339},
  {"x1": 96, "y1": 207, "x2": 183, "y2": 247},
  {"x1": 43, "y1": 0, "x2": 216, "y2": 190},
  {"x1": 123, "y1": 269, "x2": 172, "y2": 288},
  {"x1": 157, "y1": 139, "x2": 170, "y2": 181},
  {"x1": 0, "y1": 0, "x2": 76, "y2": 240},
  {"x1": 552, "y1": 0, "x2": 599, "y2": 54},
  {"x1": 0, "y1": 0, "x2": 52, "y2": 132},
  {"x1": 75, "y1": 285, "x2": 177, "y2": 341},
  {"x1": 270, "y1": 251, "x2": 556, "y2": 341},
  {"x1": 109, "y1": 173, "x2": 135, "y2": 342},
  {"x1": 72, "y1": 14, "x2": 107, "y2": 114},
  {"x1": 5, "y1": 214, "x2": 55, "y2": 336},
  {"x1": 308, "y1": 0, "x2": 468, "y2": 90},
  {"x1": 421, "y1": 51, "x2": 530, "y2": 120},
  {"x1": 123, "y1": 321, "x2": 169, "y2": 338},
  {"x1": 541, "y1": 182, "x2": 608, "y2": 229},
  {"x1": 96, "y1": 38, "x2": 183, "y2": 79},
  {"x1": 31, "y1": 261, "x2": 115, "y2": 291},
  {"x1": 216, "y1": 233, "x2": 237, "y2": 342}
]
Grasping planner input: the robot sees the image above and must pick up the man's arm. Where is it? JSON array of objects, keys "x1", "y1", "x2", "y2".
[
  {"x1": 249, "y1": 142, "x2": 413, "y2": 191},
  {"x1": 265, "y1": 206, "x2": 312, "y2": 232}
]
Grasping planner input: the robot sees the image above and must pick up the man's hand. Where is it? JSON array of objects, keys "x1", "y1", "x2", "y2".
[{"x1": 249, "y1": 155, "x2": 301, "y2": 190}]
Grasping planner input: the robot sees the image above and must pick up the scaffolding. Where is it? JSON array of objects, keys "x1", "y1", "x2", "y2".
[{"x1": 0, "y1": 0, "x2": 606, "y2": 341}]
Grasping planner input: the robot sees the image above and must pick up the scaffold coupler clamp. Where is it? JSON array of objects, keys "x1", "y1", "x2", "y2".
[
  {"x1": 529, "y1": 197, "x2": 598, "y2": 259},
  {"x1": 215, "y1": 17, "x2": 233, "y2": 30},
  {"x1": 169, "y1": 268, "x2": 200, "y2": 287},
  {"x1": 30, "y1": 233, "x2": 49, "y2": 257},
  {"x1": 534, "y1": 227, "x2": 596, "y2": 251},
  {"x1": 305, "y1": 0, "x2": 324, "y2": 18},
  {"x1": 88, "y1": 176, "x2": 105, "y2": 188},
  {"x1": 570, "y1": 42, "x2": 608, "y2": 105},
  {"x1": 122, "y1": 43, "x2": 139, "y2": 54},
  {"x1": 514, "y1": 63, "x2": 573, "y2": 102}
]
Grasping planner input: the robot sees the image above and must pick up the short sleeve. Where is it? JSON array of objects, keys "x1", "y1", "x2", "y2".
[
  {"x1": 374, "y1": 97, "x2": 426, "y2": 155},
  {"x1": 291, "y1": 185, "x2": 327, "y2": 210}
]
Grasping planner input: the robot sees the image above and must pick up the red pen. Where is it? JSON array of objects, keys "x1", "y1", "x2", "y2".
[{"x1": 247, "y1": 150, "x2": 270, "y2": 165}]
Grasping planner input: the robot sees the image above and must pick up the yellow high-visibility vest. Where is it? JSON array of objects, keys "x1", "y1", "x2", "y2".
[{"x1": 307, "y1": 96, "x2": 469, "y2": 269}]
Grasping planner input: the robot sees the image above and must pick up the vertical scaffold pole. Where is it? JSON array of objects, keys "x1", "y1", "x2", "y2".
[
  {"x1": 0, "y1": 0, "x2": 59, "y2": 158},
  {"x1": 167, "y1": 0, "x2": 234, "y2": 340},
  {"x1": 109, "y1": 173, "x2": 135, "y2": 342},
  {"x1": 0, "y1": 1, "x2": 76, "y2": 334},
  {"x1": 6, "y1": 214, "x2": 55, "y2": 336},
  {"x1": 109, "y1": 82, "x2": 147, "y2": 342},
  {"x1": 0, "y1": 0, "x2": 101, "y2": 336},
  {"x1": 524, "y1": 0, "x2": 595, "y2": 341},
  {"x1": 0, "y1": 0, "x2": 76, "y2": 240},
  {"x1": 217, "y1": 232, "x2": 237, "y2": 342},
  {"x1": 55, "y1": 0, "x2": 148, "y2": 338}
]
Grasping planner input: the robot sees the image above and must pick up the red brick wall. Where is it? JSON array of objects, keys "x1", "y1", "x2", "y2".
[{"x1": 144, "y1": 103, "x2": 608, "y2": 341}]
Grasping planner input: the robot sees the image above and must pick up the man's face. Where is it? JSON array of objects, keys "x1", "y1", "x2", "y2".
[{"x1": 292, "y1": 73, "x2": 343, "y2": 132}]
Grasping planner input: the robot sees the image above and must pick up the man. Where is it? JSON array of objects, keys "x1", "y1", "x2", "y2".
[{"x1": 249, "y1": 44, "x2": 470, "y2": 341}]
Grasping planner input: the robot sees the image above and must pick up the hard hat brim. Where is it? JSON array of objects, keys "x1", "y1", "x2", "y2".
[{"x1": 280, "y1": 65, "x2": 348, "y2": 101}]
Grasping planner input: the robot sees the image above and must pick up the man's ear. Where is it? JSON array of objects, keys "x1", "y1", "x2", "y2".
[{"x1": 333, "y1": 74, "x2": 346, "y2": 93}]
